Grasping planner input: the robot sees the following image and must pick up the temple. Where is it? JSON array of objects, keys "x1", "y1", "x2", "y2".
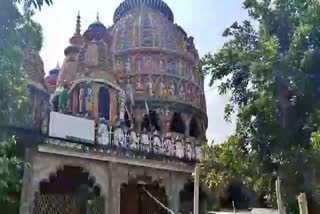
[{"x1": 18, "y1": 0, "x2": 208, "y2": 213}]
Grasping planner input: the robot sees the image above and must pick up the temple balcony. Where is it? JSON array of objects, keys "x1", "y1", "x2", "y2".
[{"x1": 42, "y1": 111, "x2": 202, "y2": 165}]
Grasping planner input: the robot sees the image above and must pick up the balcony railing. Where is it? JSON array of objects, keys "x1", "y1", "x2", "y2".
[{"x1": 44, "y1": 126, "x2": 202, "y2": 163}]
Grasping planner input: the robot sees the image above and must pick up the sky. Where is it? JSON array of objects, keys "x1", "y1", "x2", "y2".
[{"x1": 33, "y1": 0, "x2": 249, "y2": 144}]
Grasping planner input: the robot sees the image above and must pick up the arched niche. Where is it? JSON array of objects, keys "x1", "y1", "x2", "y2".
[
  {"x1": 189, "y1": 116, "x2": 201, "y2": 138},
  {"x1": 38, "y1": 166, "x2": 101, "y2": 196},
  {"x1": 170, "y1": 113, "x2": 185, "y2": 134},
  {"x1": 124, "y1": 111, "x2": 131, "y2": 128},
  {"x1": 35, "y1": 165, "x2": 105, "y2": 214},
  {"x1": 141, "y1": 110, "x2": 160, "y2": 132},
  {"x1": 98, "y1": 87, "x2": 110, "y2": 120}
]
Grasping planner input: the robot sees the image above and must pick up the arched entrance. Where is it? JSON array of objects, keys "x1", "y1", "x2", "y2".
[
  {"x1": 180, "y1": 182, "x2": 208, "y2": 214},
  {"x1": 170, "y1": 113, "x2": 185, "y2": 134},
  {"x1": 120, "y1": 180, "x2": 168, "y2": 214},
  {"x1": 33, "y1": 166, "x2": 105, "y2": 214},
  {"x1": 98, "y1": 87, "x2": 110, "y2": 120}
]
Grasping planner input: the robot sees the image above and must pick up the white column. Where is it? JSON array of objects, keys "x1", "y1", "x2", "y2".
[
  {"x1": 109, "y1": 163, "x2": 128, "y2": 214},
  {"x1": 194, "y1": 165, "x2": 200, "y2": 214},
  {"x1": 165, "y1": 174, "x2": 186, "y2": 214}
]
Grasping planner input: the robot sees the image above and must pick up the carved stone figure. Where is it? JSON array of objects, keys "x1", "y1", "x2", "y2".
[
  {"x1": 186, "y1": 85, "x2": 192, "y2": 102},
  {"x1": 159, "y1": 58, "x2": 165, "y2": 72},
  {"x1": 168, "y1": 80, "x2": 176, "y2": 97},
  {"x1": 130, "y1": 131, "x2": 138, "y2": 150},
  {"x1": 79, "y1": 87, "x2": 85, "y2": 113},
  {"x1": 175, "y1": 140, "x2": 184, "y2": 159},
  {"x1": 114, "y1": 127, "x2": 125, "y2": 148},
  {"x1": 119, "y1": 90, "x2": 126, "y2": 122},
  {"x1": 159, "y1": 78, "x2": 167, "y2": 97},
  {"x1": 143, "y1": 55, "x2": 153, "y2": 72},
  {"x1": 97, "y1": 121, "x2": 110, "y2": 146},
  {"x1": 153, "y1": 136, "x2": 161, "y2": 154},
  {"x1": 179, "y1": 83, "x2": 185, "y2": 101},
  {"x1": 163, "y1": 132, "x2": 174, "y2": 156},
  {"x1": 135, "y1": 76, "x2": 145, "y2": 95},
  {"x1": 166, "y1": 60, "x2": 176, "y2": 74},
  {"x1": 86, "y1": 87, "x2": 93, "y2": 112},
  {"x1": 147, "y1": 76, "x2": 154, "y2": 96},
  {"x1": 163, "y1": 137, "x2": 173, "y2": 156},
  {"x1": 141, "y1": 130, "x2": 150, "y2": 152},
  {"x1": 125, "y1": 57, "x2": 131, "y2": 73},
  {"x1": 186, "y1": 143, "x2": 193, "y2": 160}
]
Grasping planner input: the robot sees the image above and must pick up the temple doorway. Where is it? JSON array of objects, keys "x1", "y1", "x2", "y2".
[
  {"x1": 120, "y1": 180, "x2": 168, "y2": 214},
  {"x1": 33, "y1": 166, "x2": 105, "y2": 214}
]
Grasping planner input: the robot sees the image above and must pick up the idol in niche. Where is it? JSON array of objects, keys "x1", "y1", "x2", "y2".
[
  {"x1": 159, "y1": 77, "x2": 167, "y2": 98},
  {"x1": 124, "y1": 57, "x2": 131, "y2": 73},
  {"x1": 143, "y1": 55, "x2": 153, "y2": 72},
  {"x1": 167, "y1": 80, "x2": 176, "y2": 98},
  {"x1": 159, "y1": 57, "x2": 165, "y2": 73},
  {"x1": 135, "y1": 76, "x2": 145, "y2": 95},
  {"x1": 147, "y1": 76, "x2": 154, "y2": 97}
]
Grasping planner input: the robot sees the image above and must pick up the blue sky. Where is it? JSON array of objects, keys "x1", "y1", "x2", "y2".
[{"x1": 34, "y1": 0, "x2": 249, "y2": 143}]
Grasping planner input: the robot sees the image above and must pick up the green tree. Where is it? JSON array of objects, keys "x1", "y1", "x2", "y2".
[
  {"x1": 201, "y1": 0, "x2": 320, "y2": 212},
  {"x1": 0, "y1": 0, "x2": 52, "y2": 211}
]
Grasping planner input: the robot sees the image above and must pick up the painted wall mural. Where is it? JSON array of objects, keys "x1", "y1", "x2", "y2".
[{"x1": 114, "y1": 54, "x2": 203, "y2": 88}]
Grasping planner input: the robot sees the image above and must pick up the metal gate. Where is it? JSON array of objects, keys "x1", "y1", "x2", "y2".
[{"x1": 32, "y1": 192, "x2": 105, "y2": 214}]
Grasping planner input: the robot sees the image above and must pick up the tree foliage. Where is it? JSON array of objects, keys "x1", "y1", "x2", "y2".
[
  {"x1": 0, "y1": 0, "x2": 51, "y2": 210},
  {"x1": 201, "y1": 0, "x2": 320, "y2": 212}
]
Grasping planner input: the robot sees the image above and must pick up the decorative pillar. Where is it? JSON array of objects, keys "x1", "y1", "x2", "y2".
[
  {"x1": 93, "y1": 84, "x2": 99, "y2": 120},
  {"x1": 164, "y1": 174, "x2": 186, "y2": 214},
  {"x1": 19, "y1": 149, "x2": 34, "y2": 214},
  {"x1": 109, "y1": 163, "x2": 128, "y2": 214}
]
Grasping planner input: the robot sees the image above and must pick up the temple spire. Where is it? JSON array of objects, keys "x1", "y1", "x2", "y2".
[
  {"x1": 76, "y1": 11, "x2": 81, "y2": 35},
  {"x1": 96, "y1": 12, "x2": 100, "y2": 22}
]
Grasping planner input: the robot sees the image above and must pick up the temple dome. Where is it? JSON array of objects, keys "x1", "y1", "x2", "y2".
[
  {"x1": 111, "y1": 0, "x2": 197, "y2": 58},
  {"x1": 113, "y1": 0, "x2": 174, "y2": 23},
  {"x1": 83, "y1": 19, "x2": 110, "y2": 42},
  {"x1": 46, "y1": 66, "x2": 60, "y2": 94}
]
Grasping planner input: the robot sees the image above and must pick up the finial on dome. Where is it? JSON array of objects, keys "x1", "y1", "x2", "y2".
[
  {"x1": 96, "y1": 12, "x2": 100, "y2": 22},
  {"x1": 76, "y1": 11, "x2": 81, "y2": 35}
]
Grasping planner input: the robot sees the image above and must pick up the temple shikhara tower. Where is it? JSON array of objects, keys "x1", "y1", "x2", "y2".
[{"x1": 19, "y1": 0, "x2": 208, "y2": 213}]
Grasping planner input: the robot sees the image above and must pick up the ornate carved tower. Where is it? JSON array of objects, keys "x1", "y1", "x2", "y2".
[
  {"x1": 112, "y1": 0, "x2": 207, "y2": 140},
  {"x1": 19, "y1": 1, "x2": 210, "y2": 214}
]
